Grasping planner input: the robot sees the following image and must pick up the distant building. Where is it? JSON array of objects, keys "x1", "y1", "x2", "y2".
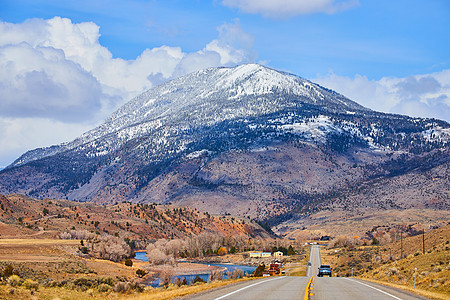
[
  {"x1": 273, "y1": 251, "x2": 283, "y2": 258},
  {"x1": 249, "y1": 251, "x2": 272, "y2": 258}
]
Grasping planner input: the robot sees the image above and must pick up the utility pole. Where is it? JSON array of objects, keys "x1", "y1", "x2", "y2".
[
  {"x1": 422, "y1": 228, "x2": 425, "y2": 254},
  {"x1": 400, "y1": 231, "x2": 403, "y2": 259}
]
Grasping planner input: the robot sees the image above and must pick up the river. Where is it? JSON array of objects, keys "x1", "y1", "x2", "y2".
[{"x1": 134, "y1": 251, "x2": 256, "y2": 287}]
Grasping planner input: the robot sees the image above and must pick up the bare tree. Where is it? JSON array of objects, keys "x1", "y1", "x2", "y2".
[
  {"x1": 160, "y1": 269, "x2": 173, "y2": 288},
  {"x1": 147, "y1": 248, "x2": 173, "y2": 265}
]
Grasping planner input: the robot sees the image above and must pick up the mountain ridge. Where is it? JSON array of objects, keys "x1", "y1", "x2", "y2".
[
  {"x1": 9, "y1": 64, "x2": 370, "y2": 168},
  {"x1": 1, "y1": 64, "x2": 448, "y2": 225}
]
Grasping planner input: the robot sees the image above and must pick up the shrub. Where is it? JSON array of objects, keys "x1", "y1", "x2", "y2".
[
  {"x1": 73, "y1": 277, "x2": 94, "y2": 288},
  {"x1": 210, "y1": 270, "x2": 224, "y2": 281},
  {"x1": 136, "y1": 269, "x2": 147, "y2": 278},
  {"x1": 7, "y1": 275, "x2": 21, "y2": 287},
  {"x1": 1, "y1": 265, "x2": 15, "y2": 278},
  {"x1": 97, "y1": 283, "x2": 112, "y2": 293},
  {"x1": 124, "y1": 258, "x2": 133, "y2": 267},
  {"x1": 114, "y1": 282, "x2": 129, "y2": 293},
  {"x1": 98, "y1": 276, "x2": 115, "y2": 286},
  {"x1": 193, "y1": 276, "x2": 205, "y2": 284},
  {"x1": 230, "y1": 269, "x2": 244, "y2": 279},
  {"x1": 253, "y1": 264, "x2": 265, "y2": 277},
  {"x1": 217, "y1": 246, "x2": 227, "y2": 256},
  {"x1": 287, "y1": 245, "x2": 295, "y2": 255},
  {"x1": 23, "y1": 279, "x2": 39, "y2": 290},
  {"x1": 175, "y1": 278, "x2": 182, "y2": 287},
  {"x1": 86, "y1": 289, "x2": 95, "y2": 296},
  {"x1": 160, "y1": 270, "x2": 173, "y2": 288}
]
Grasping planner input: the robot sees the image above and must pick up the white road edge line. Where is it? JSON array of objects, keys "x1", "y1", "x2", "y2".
[
  {"x1": 214, "y1": 276, "x2": 286, "y2": 300},
  {"x1": 345, "y1": 278, "x2": 403, "y2": 300}
]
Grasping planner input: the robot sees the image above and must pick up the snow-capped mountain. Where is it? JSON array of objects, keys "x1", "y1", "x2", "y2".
[
  {"x1": 11, "y1": 64, "x2": 369, "y2": 167},
  {"x1": 1, "y1": 64, "x2": 449, "y2": 222}
]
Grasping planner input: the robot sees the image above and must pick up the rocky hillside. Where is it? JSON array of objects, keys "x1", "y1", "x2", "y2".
[
  {"x1": 0, "y1": 194, "x2": 269, "y2": 240},
  {"x1": 0, "y1": 64, "x2": 448, "y2": 225}
]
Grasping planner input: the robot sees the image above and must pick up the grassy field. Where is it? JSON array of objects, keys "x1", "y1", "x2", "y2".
[
  {"x1": 0, "y1": 238, "x2": 136, "y2": 282},
  {"x1": 0, "y1": 239, "x2": 80, "y2": 245},
  {"x1": 284, "y1": 251, "x2": 309, "y2": 276},
  {"x1": 0, "y1": 274, "x2": 259, "y2": 300}
]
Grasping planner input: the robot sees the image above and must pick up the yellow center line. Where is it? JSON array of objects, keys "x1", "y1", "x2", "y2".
[{"x1": 304, "y1": 276, "x2": 314, "y2": 300}]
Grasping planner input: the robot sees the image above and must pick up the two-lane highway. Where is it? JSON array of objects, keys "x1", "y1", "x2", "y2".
[
  {"x1": 307, "y1": 244, "x2": 321, "y2": 277},
  {"x1": 312, "y1": 277, "x2": 427, "y2": 300},
  {"x1": 188, "y1": 276, "x2": 309, "y2": 300},
  {"x1": 184, "y1": 245, "x2": 426, "y2": 300}
]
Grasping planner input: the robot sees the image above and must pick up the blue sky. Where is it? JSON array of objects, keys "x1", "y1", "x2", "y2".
[
  {"x1": 3, "y1": 0, "x2": 449, "y2": 79},
  {"x1": 0, "y1": 0, "x2": 449, "y2": 167}
]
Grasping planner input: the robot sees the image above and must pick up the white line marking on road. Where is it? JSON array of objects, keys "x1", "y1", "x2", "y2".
[
  {"x1": 214, "y1": 276, "x2": 286, "y2": 300},
  {"x1": 345, "y1": 278, "x2": 403, "y2": 300}
]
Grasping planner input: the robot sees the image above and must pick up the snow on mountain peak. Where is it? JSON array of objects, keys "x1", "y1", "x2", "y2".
[{"x1": 11, "y1": 63, "x2": 445, "y2": 169}]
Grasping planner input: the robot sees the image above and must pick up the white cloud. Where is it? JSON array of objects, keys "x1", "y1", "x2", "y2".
[
  {"x1": 173, "y1": 20, "x2": 256, "y2": 77},
  {"x1": 0, "y1": 117, "x2": 94, "y2": 169},
  {"x1": 0, "y1": 17, "x2": 256, "y2": 167},
  {"x1": 0, "y1": 43, "x2": 105, "y2": 122},
  {"x1": 221, "y1": 0, "x2": 359, "y2": 18},
  {"x1": 313, "y1": 70, "x2": 450, "y2": 122}
]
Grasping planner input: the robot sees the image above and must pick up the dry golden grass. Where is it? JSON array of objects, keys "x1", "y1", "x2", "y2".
[
  {"x1": 0, "y1": 277, "x2": 258, "y2": 300},
  {"x1": 361, "y1": 250, "x2": 450, "y2": 296},
  {"x1": 284, "y1": 253, "x2": 309, "y2": 276},
  {"x1": 124, "y1": 277, "x2": 257, "y2": 300},
  {"x1": 319, "y1": 245, "x2": 333, "y2": 265},
  {"x1": 0, "y1": 238, "x2": 135, "y2": 281},
  {"x1": 320, "y1": 225, "x2": 450, "y2": 299},
  {"x1": 0, "y1": 284, "x2": 107, "y2": 300},
  {"x1": 0, "y1": 238, "x2": 79, "y2": 245},
  {"x1": 284, "y1": 209, "x2": 450, "y2": 238},
  {"x1": 362, "y1": 278, "x2": 449, "y2": 300}
]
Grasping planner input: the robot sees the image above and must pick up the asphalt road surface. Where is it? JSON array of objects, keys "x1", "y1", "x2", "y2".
[
  {"x1": 186, "y1": 276, "x2": 309, "y2": 300},
  {"x1": 185, "y1": 245, "x2": 426, "y2": 300}
]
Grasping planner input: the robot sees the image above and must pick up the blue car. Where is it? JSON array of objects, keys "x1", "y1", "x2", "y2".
[{"x1": 318, "y1": 265, "x2": 332, "y2": 277}]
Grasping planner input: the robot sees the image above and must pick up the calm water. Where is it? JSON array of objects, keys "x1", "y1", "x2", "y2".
[
  {"x1": 134, "y1": 251, "x2": 256, "y2": 287},
  {"x1": 135, "y1": 251, "x2": 148, "y2": 262}
]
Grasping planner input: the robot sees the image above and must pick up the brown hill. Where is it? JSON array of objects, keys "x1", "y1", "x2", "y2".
[
  {"x1": 277, "y1": 208, "x2": 449, "y2": 240},
  {"x1": 0, "y1": 194, "x2": 269, "y2": 241}
]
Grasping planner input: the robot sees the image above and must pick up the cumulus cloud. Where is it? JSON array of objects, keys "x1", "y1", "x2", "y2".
[
  {"x1": 173, "y1": 20, "x2": 256, "y2": 77},
  {"x1": 0, "y1": 17, "x2": 255, "y2": 122},
  {"x1": 0, "y1": 17, "x2": 256, "y2": 167},
  {"x1": 221, "y1": 0, "x2": 359, "y2": 18},
  {"x1": 0, "y1": 43, "x2": 104, "y2": 122},
  {"x1": 314, "y1": 70, "x2": 450, "y2": 122}
]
